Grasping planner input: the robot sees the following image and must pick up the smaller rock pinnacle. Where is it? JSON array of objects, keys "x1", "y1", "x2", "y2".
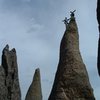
[{"x1": 25, "y1": 68, "x2": 42, "y2": 100}]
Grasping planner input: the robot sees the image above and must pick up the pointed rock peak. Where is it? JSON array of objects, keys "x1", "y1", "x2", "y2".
[
  {"x1": 36, "y1": 68, "x2": 40, "y2": 72},
  {"x1": 2, "y1": 44, "x2": 9, "y2": 53},
  {"x1": 25, "y1": 68, "x2": 42, "y2": 100},
  {"x1": 49, "y1": 12, "x2": 95, "y2": 100},
  {"x1": 5, "y1": 44, "x2": 9, "y2": 50},
  {"x1": 33, "y1": 68, "x2": 40, "y2": 81}
]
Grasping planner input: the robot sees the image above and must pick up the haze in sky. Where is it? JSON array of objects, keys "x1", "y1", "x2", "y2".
[{"x1": 0, "y1": 0, "x2": 100, "y2": 100}]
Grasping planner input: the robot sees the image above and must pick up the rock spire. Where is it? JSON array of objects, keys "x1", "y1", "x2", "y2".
[
  {"x1": 25, "y1": 68, "x2": 42, "y2": 100},
  {"x1": 0, "y1": 45, "x2": 21, "y2": 100},
  {"x1": 48, "y1": 13, "x2": 95, "y2": 100}
]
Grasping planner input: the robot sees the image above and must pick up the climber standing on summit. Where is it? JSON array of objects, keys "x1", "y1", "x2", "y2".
[
  {"x1": 70, "y1": 10, "x2": 76, "y2": 20},
  {"x1": 62, "y1": 17, "x2": 69, "y2": 27}
]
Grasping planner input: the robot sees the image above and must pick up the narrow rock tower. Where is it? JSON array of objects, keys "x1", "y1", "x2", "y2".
[
  {"x1": 25, "y1": 68, "x2": 42, "y2": 100},
  {"x1": 0, "y1": 45, "x2": 21, "y2": 100},
  {"x1": 48, "y1": 12, "x2": 95, "y2": 100}
]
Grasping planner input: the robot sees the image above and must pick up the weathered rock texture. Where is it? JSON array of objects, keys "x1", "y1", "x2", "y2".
[
  {"x1": 48, "y1": 15, "x2": 95, "y2": 100},
  {"x1": 0, "y1": 45, "x2": 21, "y2": 100},
  {"x1": 97, "y1": 0, "x2": 100, "y2": 76},
  {"x1": 25, "y1": 68, "x2": 42, "y2": 100}
]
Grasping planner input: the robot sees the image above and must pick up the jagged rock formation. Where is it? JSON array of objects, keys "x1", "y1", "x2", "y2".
[
  {"x1": 0, "y1": 45, "x2": 21, "y2": 100},
  {"x1": 48, "y1": 14, "x2": 95, "y2": 100},
  {"x1": 25, "y1": 68, "x2": 42, "y2": 100},
  {"x1": 97, "y1": 0, "x2": 100, "y2": 76}
]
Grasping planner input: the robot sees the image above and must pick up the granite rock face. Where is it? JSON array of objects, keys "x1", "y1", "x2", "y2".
[
  {"x1": 25, "y1": 68, "x2": 42, "y2": 100},
  {"x1": 48, "y1": 15, "x2": 95, "y2": 100},
  {"x1": 97, "y1": 0, "x2": 100, "y2": 76},
  {"x1": 0, "y1": 45, "x2": 21, "y2": 100}
]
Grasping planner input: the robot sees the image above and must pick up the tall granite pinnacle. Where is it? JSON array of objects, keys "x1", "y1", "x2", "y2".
[
  {"x1": 0, "y1": 45, "x2": 21, "y2": 100},
  {"x1": 49, "y1": 13, "x2": 95, "y2": 100},
  {"x1": 25, "y1": 68, "x2": 42, "y2": 100}
]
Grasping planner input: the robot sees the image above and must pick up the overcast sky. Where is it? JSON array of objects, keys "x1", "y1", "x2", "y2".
[{"x1": 0, "y1": 0, "x2": 100, "y2": 100}]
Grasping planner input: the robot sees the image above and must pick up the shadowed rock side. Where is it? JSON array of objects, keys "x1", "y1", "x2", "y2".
[
  {"x1": 97, "y1": 0, "x2": 100, "y2": 76},
  {"x1": 97, "y1": 38, "x2": 100, "y2": 76},
  {"x1": 25, "y1": 68, "x2": 42, "y2": 100},
  {"x1": 48, "y1": 16, "x2": 95, "y2": 100},
  {"x1": 0, "y1": 45, "x2": 21, "y2": 100},
  {"x1": 97, "y1": 0, "x2": 100, "y2": 29}
]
